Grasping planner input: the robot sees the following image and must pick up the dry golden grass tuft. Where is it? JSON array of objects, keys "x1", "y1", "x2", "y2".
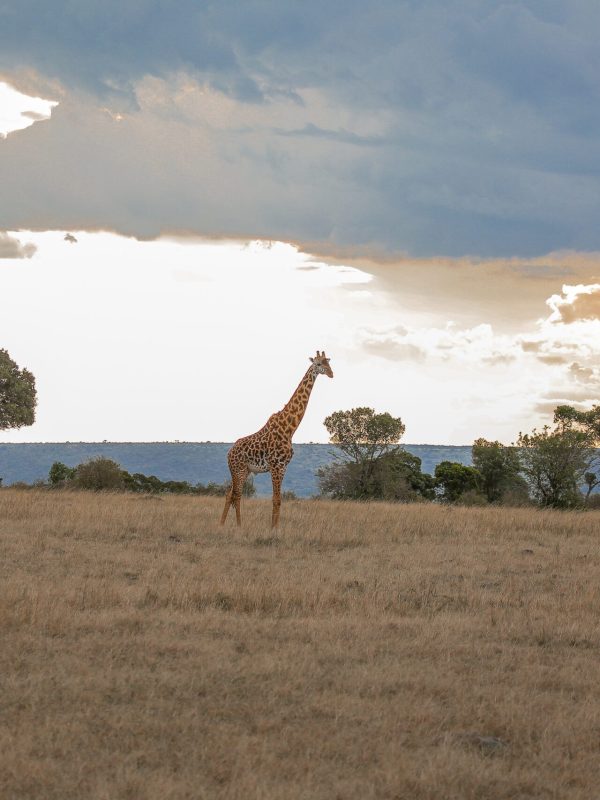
[{"x1": 1, "y1": 489, "x2": 600, "y2": 799}]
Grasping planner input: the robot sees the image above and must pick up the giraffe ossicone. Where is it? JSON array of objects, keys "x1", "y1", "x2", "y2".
[{"x1": 220, "y1": 350, "x2": 333, "y2": 529}]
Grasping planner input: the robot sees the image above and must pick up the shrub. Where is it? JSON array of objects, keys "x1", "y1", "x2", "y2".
[
  {"x1": 122, "y1": 473, "x2": 194, "y2": 494},
  {"x1": 198, "y1": 478, "x2": 256, "y2": 497},
  {"x1": 585, "y1": 493, "x2": 600, "y2": 510},
  {"x1": 46, "y1": 458, "x2": 257, "y2": 497},
  {"x1": 49, "y1": 461, "x2": 77, "y2": 486},
  {"x1": 318, "y1": 449, "x2": 434, "y2": 502},
  {"x1": 456, "y1": 489, "x2": 488, "y2": 507},
  {"x1": 497, "y1": 487, "x2": 533, "y2": 507},
  {"x1": 434, "y1": 461, "x2": 483, "y2": 504},
  {"x1": 74, "y1": 458, "x2": 126, "y2": 491}
]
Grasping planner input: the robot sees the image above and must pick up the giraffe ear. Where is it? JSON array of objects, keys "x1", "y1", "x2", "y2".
[{"x1": 309, "y1": 357, "x2": 314, "y2": 363}]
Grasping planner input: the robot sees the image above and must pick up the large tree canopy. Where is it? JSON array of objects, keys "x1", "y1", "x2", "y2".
[
  {"x1": 554, "y1": 405, "x2": 600, "y2": 442},
  {"x1": 516, "y1": 424, "x2": 596, "y2": 509},
  {"x1": 318, "y1": 407, "x2": 432, "y2": 501},
  {"x1": 434, "y1": 461, "x2": 482, "y2": 504},
  {"x1": 323, "y1": 407, "x2": 405, "y2": 466},
  {"x1": 0, "y1": 349, "x2": 37, "y2": 431},
  {"x1": 471, "y1": 438, "x2": 526, "y2": 504},
  {"x1": 552, "y1": 405, "x2": 600, "y2": 504}
]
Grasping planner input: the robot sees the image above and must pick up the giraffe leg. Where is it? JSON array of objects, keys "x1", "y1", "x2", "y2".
[
  {"x1": 270, "y1": 468, "x2": 285, "y2": 529},
  {"x1": 219, "y1": 483, "x2": 233, "y2": 526},
  {"x1": 232, "y1": 467, "x2": 249, "y2": 527}
]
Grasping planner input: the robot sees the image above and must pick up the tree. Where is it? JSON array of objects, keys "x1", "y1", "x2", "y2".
[
  {"x1": 583, "y1": 472, "x2": 600, "y2": 505},
  {"x1": 516, "y1": 425, "x2": 596, "y2": 509},
  {"x1": 318, "y1": 448, "x2": 435, "y2": 501},
  {"x1": 471, "y1": 438, "x2": 527, "y2": 503},
  {"x1": 434, "y1": 461, "x2": 482, "y2": 503},
  {"x1": 0, "y1": 349, "x2": 36, "y2": 431},
  {"x1": 321, "y1": 407, "x2": 406, "y2": 498},
  {"x1": 553, "y1": 405, "x2": 600, "y2": 507},
  {"x1": 374, "y1": 450, "x2": 436, "y2": 501},
  {"x1": 324, "y1": 407, "x2": 405, "y2": 463},
  {"x1": 554, "y1": 404, "x2": 600, "y2": 440}
]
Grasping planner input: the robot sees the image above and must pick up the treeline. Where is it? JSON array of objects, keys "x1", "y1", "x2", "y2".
[
  {"x1": 2, "y1": 342, "x2": 599, "y2": 512},
  {"x1": 21, "y1": 457, "x2": 257, "y2": 497},
  {"x1": 317, "y1": 405, "x2": 600, "y2": 510}
]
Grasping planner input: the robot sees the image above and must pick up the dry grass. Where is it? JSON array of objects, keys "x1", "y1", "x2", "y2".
[{"x1": 1, "y1": 489, "x2": 600, "y2": 799}]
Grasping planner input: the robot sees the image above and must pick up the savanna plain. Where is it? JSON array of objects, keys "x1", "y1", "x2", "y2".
[{"x1": 1, "y1": 490, "x2": 600, "y2": 800}]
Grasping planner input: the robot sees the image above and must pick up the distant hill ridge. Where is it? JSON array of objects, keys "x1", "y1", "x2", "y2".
[{"x1": 0, "y1": 442, "x2": 473, "y2": 497}]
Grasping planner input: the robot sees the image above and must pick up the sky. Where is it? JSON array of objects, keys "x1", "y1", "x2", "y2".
[{"x1": 1, "y1": 2, "x2": 600, "y2": 444}]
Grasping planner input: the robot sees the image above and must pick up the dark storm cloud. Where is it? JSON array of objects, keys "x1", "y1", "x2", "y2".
[
  {"x1": 0, "y1": 0, "x2": 324, "y2": 104},
  {"x1": 3, "y1": 2, "x2": 600, "y2": 256}
]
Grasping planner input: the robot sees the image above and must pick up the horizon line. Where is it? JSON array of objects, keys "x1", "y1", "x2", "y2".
[{"x1": 1, "y1": 440, "x2": 473, "y2": 447}]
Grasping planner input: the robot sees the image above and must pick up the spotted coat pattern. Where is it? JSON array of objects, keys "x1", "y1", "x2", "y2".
[{"x1": 220, "y1": 351, "x2": 333, "y2": 528}]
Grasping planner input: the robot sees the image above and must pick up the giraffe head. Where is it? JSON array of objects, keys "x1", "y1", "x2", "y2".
[{"x1": 310, "y1": 350, "x2": 334, "y2": 378}]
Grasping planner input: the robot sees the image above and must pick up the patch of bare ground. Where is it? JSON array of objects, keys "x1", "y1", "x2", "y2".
[{"x1": 1, "y1": 490, "x2": 600, "y2": 799}]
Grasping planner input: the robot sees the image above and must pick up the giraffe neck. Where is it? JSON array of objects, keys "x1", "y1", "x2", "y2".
[{"x1": 279, "y1": 366, "x2": 317, "y2": 436}]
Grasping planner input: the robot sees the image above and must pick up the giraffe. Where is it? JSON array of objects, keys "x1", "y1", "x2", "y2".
[{"x1": 220, "y1": 351, "x2": 334, "y2": 529}]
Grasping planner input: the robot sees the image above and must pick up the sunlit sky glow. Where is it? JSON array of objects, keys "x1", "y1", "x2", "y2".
[
  {"x1": 3, "y1": 230, "x2": 599, "y2": 444},
  {"x1": 0, "y1": 81, "x2": 56, "y2": 138},
  {"x1": 1, "y1": 3, "x2": 599, "y2": 444}
]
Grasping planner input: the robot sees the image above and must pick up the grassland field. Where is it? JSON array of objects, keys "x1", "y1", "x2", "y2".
[{"x1": 1, "y1": 489, "x2": 600, "y2": 799}]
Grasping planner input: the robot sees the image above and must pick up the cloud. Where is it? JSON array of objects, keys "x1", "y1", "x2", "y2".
[
  {"x1": 0, "y1": 232, "x2": 36, "y2": 258},
  {"x1": 537, "y1": 354, "x2": 570, "y2": 365},
  {"x1": 361, "y1": 322, "x2": 520, "y2": 365},
  {"x1": 316, "y1": 249, "x2": 600, "y2": 336},
  {"x1": 3, "y1": 3, "x2": 600, "y2": 256},
  {"x1": 359, "y1": 272, "x2": 600, "y2": 430},
  {"x1": 483, "y1": 353, "x2": 516, "y2": 366},
  {"x1": 275, "y1": 123, "x2": 386, "y2": 148},
  {"x1": 569, "y1": 361, "x2": 600, "y2": 385},
  {"x1": 519, "y1": 328, "x2": 596, "y2": 369},
  {"x1": 0, "y1": 79, "x2": 58, "y2": 138},
  {"x1": 527, "y1": 335, "x2": 600, "y2": 420},
  {"x1": 533, "y1": 399, "x2": 593, "y2": 416},
  {"x1": 547, "y1": 283, "x2": 600, "y2": 324},
  {"x1": 520, "y1": 340, "x2": 542, "y2": 353},
  {"x1": 363, "y1": 338, "x2": 426, "y2": 363},
  {"x1": 532, "y1": 363, "x2": 600, "y2": 416}
]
